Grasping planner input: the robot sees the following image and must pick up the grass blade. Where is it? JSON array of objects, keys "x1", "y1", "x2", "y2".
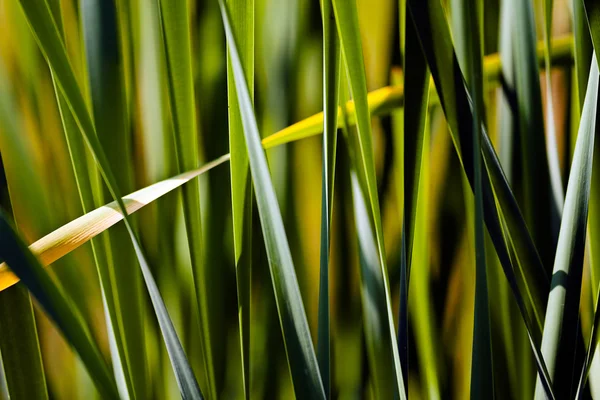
[
  {"x1": 226, "y1": 0, "x2": 254, "y2": 397},
  {"x1": 535, "y1": 52, "x2": 599, "y2": 399},
  {"x1": 81, "y1": 1, "x2": 147, "y2": 397},
  {"x1": 513, "y1": 0, "x2": 560, "y2": 267},
  {"x1": 331, "y1": 1, "x2": 405, "y2": 396},
  {"x1": 15, "y1": 1, "x2": 202, "y2": 396},
  {"x1": 398, "y1": 1, "x2": 430, "y2": 389},
  {"x1": 0, "y1": 212, "x2": 118, "y2": 398},
  {"x1": 458, "y1": 0, "x2": 494, "y2": 396},
  {"x1": 219, "y1": 1, "x2": 325, "y2": 396},
  {"x1": 316, "y1": 0, "x2": 340, "y2": 397}
]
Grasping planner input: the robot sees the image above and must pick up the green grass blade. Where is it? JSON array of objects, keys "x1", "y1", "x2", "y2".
[
  {"x1": 398, "y1": 0, "x2": 430, "y2": 389},
  {"x1": 0, "y1": 156, "x2": 229, "y2": 292},
  {"x1": 338, "y1": 76, "x2": 400, "y2": 399},
  {"x1": 80, "y1": 1, "x2": 146, "y2": 397},
  {"x1": 225, "y1": 0, "x2": 254, "y2": 397},
  {"x1": 331, "y1": 1, "x2": 405, "y2": 396},
  {"x1": 576, "y1": 271, "x2": 600, "y2": 397},
  {"x1": 218, "y1": 1, "x2": 325, "y2": 397},
  {"x1": 0, "y1": 284, "x2": 48, "y2": 399},
  {"x1": 157, "y1": 2, "x2": 214, "y2": 395},
  {"x1": 316, "y1": 1, "x2": 340, "y2": 397},
  {"x1": 458, "y1": 0, "x2": 494, "y2": 397},
  {"x1": 535, "y1": 52, "x2": 599, "y2": 399},
  {"x1": 16, "y1": 1, "x2": 202, "y2": 397},
  {"x1": 0, "y1": 212, "x2": 118, "y2": 398},
  {"x1": 512, "y1": 0, "x2": 560, "y2": 267}
]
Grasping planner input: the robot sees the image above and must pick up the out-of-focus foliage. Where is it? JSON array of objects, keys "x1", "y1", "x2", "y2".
[{"x1": 0, "y1": 0, "x2": 599, "y2": 398}]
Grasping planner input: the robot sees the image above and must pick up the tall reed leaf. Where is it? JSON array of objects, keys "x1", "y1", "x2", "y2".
[
  {"x1": 535, "y1": 53, "x2": 599, "y2": 400},
  {"x1": 0, "y1": 212, "x2": 118, "y2": 398},
  {"x1": 16, "y1": 1, "x2": 202, "y2": 397},
  {"x1": 218, "y1": 1, "x2": 325, "y2": 396},
  {"x1": 225, "y1": 0, "x2": 254, "y2": 397},
  {"x1": 316, "y1": 0, "x2": 340, "y2": 397},
  {"x1": 331, "y1": 1, "x2": 405, "y2": 396}
]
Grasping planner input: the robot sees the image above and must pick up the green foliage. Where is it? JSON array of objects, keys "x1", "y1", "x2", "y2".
[{"x1": 4, "y1": 0, "x2": 600, "y2": 398}]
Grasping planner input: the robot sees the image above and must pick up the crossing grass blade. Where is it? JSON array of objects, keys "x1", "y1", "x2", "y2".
[
  {"x1": 406, "y1": 1, "x2": 556, "y2": 397},
  {"x1": 316, "y1": 0, "x2": 340, "y2": 397},
  {"x1": 225, "y1": 0, "x2": 254, "y2": 397},
  {"x1": 331, "y1": 1, "x2": 405, "y2": 396},
  {"x1": 534, "y1": 53, "x2": 599, "y2": 400},
  {"x1": 15, "y1": 1, "x2": 203, "y2": 397},
  {"x1": 0, "y1": 211, "x2": 119, "y2": 399},
  {"x1": 218, "y1": 1, "x2": 325, "y2": 396}
]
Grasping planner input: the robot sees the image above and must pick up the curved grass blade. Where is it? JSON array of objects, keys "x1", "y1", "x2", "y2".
[
  {"x1": 15, "y1": 1, "x2": 202, "y2": 396},
  {"x1": 157, "y1": 1, "x2": 216, "y2": 397},
  {"x1": 576, "y1": 275, "x2": 600, "y2": 398},
  {"x1": 316, "y1": 0, "x2": 340, "y2": 397},
  {"x1": 0, "y1": 212, "x2": 118, "y2": 399},
  {"x1": 331, "y1": 1, "x2": 405, "y2": 396},
  {"x1": 225, "y1": 0, "x2": 254, "y2": 397},
  {"x1": 218, "y1": 1, "x2": 325, "y2": 396},
  {"x1": 535, "y1": 52, "x2": 599, "y2": 400},
  {"x1": 406, "y1": 1, "x2": 557, "y2": 397}
]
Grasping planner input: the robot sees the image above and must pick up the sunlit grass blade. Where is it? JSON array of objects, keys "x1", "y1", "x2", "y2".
[
  {"x1": 219, "y1": 1, "x2": 325, "y2": 396},
  {"x1": 406, "y1": 1, "x2": 556, "y2": 397},
  {"x1": 0, "y1": 156, "x2": 229, "y2": 292},
  {"x1": 15, "y1": 1, "x2": 202, "y2": 396},
  {"x1": 331, "y1": 1, "x2": 405, "y2": 396},
  {"x1": 458, "y1": 0, "x2": 494, "y2": 396},
  {"x1": 0, "y1": 212, "x2": 118, "y2": 398},
  {"x1": 535, "y1": 53, "x2": 599, "y2": 399},
  {"x1": 225, "y1": 0, "x2": 254, "y2": 397},
  {"x1": 316, "y1": 0, "x2": 340, "y2": 397}
]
